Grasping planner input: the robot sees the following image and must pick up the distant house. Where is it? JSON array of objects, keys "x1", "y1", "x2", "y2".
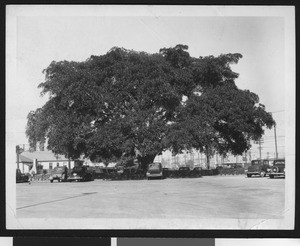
[
  {"x1": 17, "y1": 151, "x2": 83, "y2": 173},
  {"x1": 18, "y1": 155, "x2": 33, "y2": 173}
]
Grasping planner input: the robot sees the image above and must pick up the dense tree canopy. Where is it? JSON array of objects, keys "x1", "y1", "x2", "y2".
[{"x1": 26, "y1": 45, "x2": 275, "y2": 169}]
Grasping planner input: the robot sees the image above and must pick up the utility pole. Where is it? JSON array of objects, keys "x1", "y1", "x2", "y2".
[
  {"x1": 16, "y1": 145, "x2": 20, "y2": 170},
  {"x1": 274, "y1": 124, "x2": 278, "y2": 159},
  {"x1": 259, "y1": 139, "x2": 262, "y2": 160},
  {"x1": 258, "y1": 138, "x2": 263, "y2": 160},
  {"x1": 16, "y1": 145, "x2": 24, "y2": 170}
]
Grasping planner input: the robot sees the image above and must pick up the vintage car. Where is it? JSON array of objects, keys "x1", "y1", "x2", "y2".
[
  {"x1": 246, "y1": 159, "x2": 271, "y2": 177},
  {"x1": 177, "y1": 166, "x2": 191, "y2": 178},
  {"x1": 189, "y1": 167, "x2": 202, "y2": 178},
  {"x1": 269, "y1": 159, "x2": 285, "y2": 179},
  {"x1": 146, "y1": 162, "x2": 164, "y2": 180},
  {"x1": 49, "y1": 166, "x2": 69, "y2": 183},
  {"x1": 68, "y1": 166, "x2": 94, "y2": 182},
  {"x1": 16, "y1": 169, "x2": 29, "y2": 183},
  {"x1": 165, "y1": 168, "x2": 177, "y2": 178},
  {"x1": 161, "y1": 167, "x2": 173, "y2": 178}
]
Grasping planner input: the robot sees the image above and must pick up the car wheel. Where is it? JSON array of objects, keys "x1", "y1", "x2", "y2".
[
  {"x1": 50, "y1": 180, "x2": 53, "y2": 183},
  {"x1": 247, "y1": 174, "x2": 252, "y2": 178},
  {"x1": 269, "y1": 175, "x2": 274, "y2": 179}
]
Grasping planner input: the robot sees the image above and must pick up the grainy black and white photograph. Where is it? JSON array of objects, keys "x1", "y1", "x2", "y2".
[{"x1": 6, "y1": 5, "x2": 295, "y2": 230}]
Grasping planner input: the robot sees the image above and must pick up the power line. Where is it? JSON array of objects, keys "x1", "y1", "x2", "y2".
[
  {"x1": 270, "y1": 110, "x2": 285, "y2": 113},
  {"x1": 262, "y1": 146, "x2": 285, "y2": 148},
  {"x1": 264, "y1": 135, "x2": 285, "y2": 137}
]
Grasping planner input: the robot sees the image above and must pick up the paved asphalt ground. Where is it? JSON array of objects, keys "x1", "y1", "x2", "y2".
[{"x1": 16, "y1": 175, "x2": 285, "y2": 219}]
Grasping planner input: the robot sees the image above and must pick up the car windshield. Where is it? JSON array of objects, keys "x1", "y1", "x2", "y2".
[
  {"x1": 180, "y1": 167, "x2": 189, "y2": 170},
  {"x1": 73, "y1": 167, "x2": 83, "y2": 172},
  {"x1": 148, "y1": 163, "x2": 161, "y2": 169},
  {"x1": 274, "y1": 160, "x2": 285, "y2": 165},
  {"x1": 251, "y1": 160, "x2": 260, "y2": 165}
]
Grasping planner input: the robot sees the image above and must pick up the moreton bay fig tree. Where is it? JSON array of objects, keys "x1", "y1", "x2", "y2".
[{"x1": 26, "y1": 45, "x2": 275, "y2": 170}]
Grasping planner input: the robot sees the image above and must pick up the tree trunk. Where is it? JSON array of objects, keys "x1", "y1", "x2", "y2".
[
  {"x1": 137, "y1": 154, "x2": 156, "y2": 171},
  {"x1": 206, "y1": 150, "x2": 210, "y2": 170},
  {"x1": 205, "y1": 147, "x2": 210, "y2": 169}
]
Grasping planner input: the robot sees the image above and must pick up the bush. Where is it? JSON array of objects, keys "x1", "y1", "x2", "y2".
[
  {"x1": 219, "y1": 167, "x2": 245, "y2": 175},
  {"x1": 201, "y1": 169, "x2": 219, "y2": 176}
]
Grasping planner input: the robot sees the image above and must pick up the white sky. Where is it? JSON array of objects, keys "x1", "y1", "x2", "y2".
[{"x1": 6, "y1": 6, "x2": 294, "y2": 159}]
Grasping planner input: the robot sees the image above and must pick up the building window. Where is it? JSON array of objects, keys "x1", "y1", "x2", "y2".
[
  {"x1": 57, "y1": 163, "x2": 59, "y2": 167},
  {"x1": 37, "y1": 164, "x2": 43, "y2": 174},
  {"x1": 49, "y1": 163, "x2": 53, "y2": 169}
]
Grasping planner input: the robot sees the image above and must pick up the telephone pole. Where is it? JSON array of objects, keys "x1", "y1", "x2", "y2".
[
  {"x1": 16, "y1": 145, "x2": 24, "y2": 170},
  {"x1": 257, "y1": 138, "x2": 263, "y2": 160},
  {"x1": 274, "y1": 125, "x2": 278, "y2": 159},
  {"x1": 16, "y1": 145, "x2": 20, "y2": 169}
]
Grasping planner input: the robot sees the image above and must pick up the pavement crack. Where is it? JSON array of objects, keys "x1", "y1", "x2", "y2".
[{"x1": 17, "y1": 192, "x2": 98, "y2": 210}]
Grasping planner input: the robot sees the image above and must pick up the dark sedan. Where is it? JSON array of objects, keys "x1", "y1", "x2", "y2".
[
  {"x1": 16, "y1": 169, "x2": 29, "y2": 183},
  {"x1": 269, "y1": 159, "x2": 285, "y2": 178},
  {"x1": 68, "y1": 166, "x2": 94, "y2": 182},
  {"x1": 49, "y1": 166, "x2": 69, "y2": 183}
]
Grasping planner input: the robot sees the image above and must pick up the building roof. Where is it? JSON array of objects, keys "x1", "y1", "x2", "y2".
[
  {"x1": 19, "y1": 151, "x2": 70, "y2": 162},
  {"x1": 18, "y1": 155, "x2": 33, "y2": 163}
]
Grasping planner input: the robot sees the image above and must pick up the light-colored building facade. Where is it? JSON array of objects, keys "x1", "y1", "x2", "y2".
[
  {"x1": 17, "y1": 151, "x2": 79, "y2": 173},
  {"x1": 154, "y1": 149, "x2": 248, "y2": 169}
]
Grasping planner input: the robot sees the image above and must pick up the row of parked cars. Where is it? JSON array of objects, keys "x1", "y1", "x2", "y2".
[
  {"x1": 16, "y1": 166, "x2": 96, "y2": 183},
  {"x1": 49, "y1": 165, "x2": 94, "y2": 183},
  {"x1": 17, "y1": 158, "x2": 285, "y2": 183},
  {"x1": 46, "y1": 162, "x2": 202, "y2": 182},
  {"x1": 246, "y1": 158, "x2": 285, "y2": 178},
  {"x1": 146, "y1": 163, "x2": 202, "y2": 179}
]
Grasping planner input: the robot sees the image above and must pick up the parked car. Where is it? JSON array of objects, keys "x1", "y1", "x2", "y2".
[
  {"x1": 166, "y1": 168, "x2": 177, "y2": 178},
  {"x1": 162, "y1": 167, "x2": 173, "y2": 178},
  {"x1": 16, "y1": 169, "x2": 29, "y2": 183},
  {"x1": 189, "y1": 167, "x2": 202, "y2": 178},
  {"x1": 177, "y1": 166, "x2": 191, "y2": 178},
  {"x1": 112, "y1": 165, "x2": 145, "y2": 180},
  {"x1": 269, "y1": 159, "x2": 285, "y2": 179},
  {"x1": 68, "y1": 166, "x2": 94, "y2": 182},
  {"x1": 49, "y1": 166, "x2": 69, "y2": 183},
  {"x1": 216, "y1": 165, "x2": 224, "y2": 170},
  {"x1": 246, "y1": 159, "x2": 271, "y2": 177},
  {"x1": 146, "y1": 162, "x2": 164, "y2": 180}
]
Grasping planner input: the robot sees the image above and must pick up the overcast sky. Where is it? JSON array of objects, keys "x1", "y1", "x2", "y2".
[{"x1": 6, "y1": 6, "x2": 295, "y2": 159}]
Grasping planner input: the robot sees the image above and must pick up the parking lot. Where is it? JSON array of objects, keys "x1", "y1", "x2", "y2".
[{"x1": 16, "y1": 175, "x2": 285, "y2": 219}]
